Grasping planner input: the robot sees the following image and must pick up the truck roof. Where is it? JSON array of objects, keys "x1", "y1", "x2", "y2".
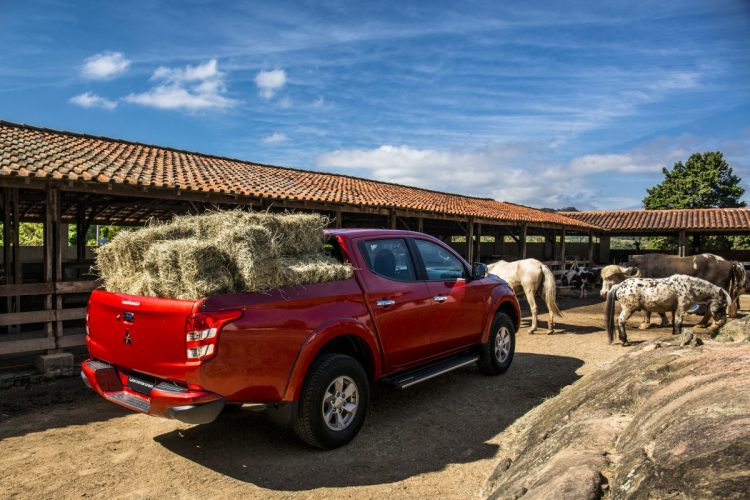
[{"x1": 325, "y1": 228, "x2": 434, "y2": 240}]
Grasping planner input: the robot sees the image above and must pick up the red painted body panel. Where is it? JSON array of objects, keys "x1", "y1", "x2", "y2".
[{"x1": 85, "y1": 229, "x2": 519, "y2": 418}]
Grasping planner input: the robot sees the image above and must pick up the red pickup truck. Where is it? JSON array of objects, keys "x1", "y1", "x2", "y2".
[{"x1": 82, "y1": 229, "x2": 520, "y2": 448}]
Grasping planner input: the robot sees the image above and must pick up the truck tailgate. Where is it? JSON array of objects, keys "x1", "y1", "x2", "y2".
[{"x1": 86, "y1": 289, "x2": 200, "y2": 381}]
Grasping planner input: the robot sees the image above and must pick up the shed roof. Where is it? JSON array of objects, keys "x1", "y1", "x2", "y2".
[
  {"x1": 0, "y1": 120, "x2": 596, "y2": 230},
  {"x1": 561, "y1": 208, "x2": 750, "y2": 233}
]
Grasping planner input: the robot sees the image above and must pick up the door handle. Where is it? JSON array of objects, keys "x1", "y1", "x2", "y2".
[
  {"x1": 376, "y1": 299, "x2": 396, "y2": 307},
  {"x1": 433, "y1": 295, "x2": 448, "y2": 302}
]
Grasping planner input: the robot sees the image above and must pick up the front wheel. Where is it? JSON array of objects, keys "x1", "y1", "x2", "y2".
[
  {"x1": 294, "y1": 353, "x2": 369, "y2": 449},
  {"x1": 477, "y1": 313, "x2": 515, "y2": 375}
]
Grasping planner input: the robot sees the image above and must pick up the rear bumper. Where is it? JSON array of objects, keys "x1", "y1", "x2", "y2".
[{"x1": 81, "y1": 359, "x2": 224, "y2": 424}]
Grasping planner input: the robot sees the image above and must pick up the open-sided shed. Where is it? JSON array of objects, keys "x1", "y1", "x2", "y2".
[
  {"x1": 562, "y1": 209, "x2": 750, "y2": 262},
  {"x1": 0, "y1": 120, "x2": 597, "y2": 363}
]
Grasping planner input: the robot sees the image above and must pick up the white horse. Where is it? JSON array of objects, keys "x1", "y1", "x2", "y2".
[{"x1": 488, "y1": 258, "x2": 563, "y2": 334}]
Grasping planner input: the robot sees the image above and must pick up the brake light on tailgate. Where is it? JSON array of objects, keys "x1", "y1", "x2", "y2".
[{"x1": 185, "y1": 310, "x2": 242, "y2": 361}]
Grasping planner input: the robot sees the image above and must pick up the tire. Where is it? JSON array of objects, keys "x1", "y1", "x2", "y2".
[
  {"x1": 477, "y1": 313, "x2": 516, "y2": 375},
  {"x1": 294, "y1": 353, "x2": 369, "y2": 449}
]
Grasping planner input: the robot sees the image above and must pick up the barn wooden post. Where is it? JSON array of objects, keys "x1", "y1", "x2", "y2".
[
  {"x1": 519, "y1": 223, "x2": 527, "y2": 259},
  {"x1": 4, "y1": 188, "x2": 22, "y2": 334},
  {"x1": 335, "y1": 210, "x2": 342, "y2": 229},
  {"x1": 466, "y1": 219, "x2": 475, "y2": 263},
  {"x1": 587, "y1": 232, "x2": 594, "y2": 265},
  {"x1": 76, "y1": 201, "x2": 86, "y2": 262},
  {"x1": 599, "y1": 234, "x2": 611, "y2": 263},
  {"x1": 389, "y1": 210, "x2": 397, "y2": 229},
  {"x1": 54, "y1": 188, "x2": 63, "y2": 350},
  {"x1": 560, "y1": 228, "x2": 566, "y2": 268},
  {"x1": 677, "y1": 230, "x2": 687, "y2": 257},
  {"x1": 2, "y1": 188, "x2": 12, "y2": 321},
  {"x1": 44, "y1": 185, "x2": 56, "y2": 343},
  {"x1": 475, "y1": 223, "x2": 482, "y2": 263},
  {"x1": 11, "y1": 189, "x2": 20, "y2": 290},
  {"x1": 417, "y1": 217, "x2": 424, "y2": 233},
  {"x1": 493, "y1": 227, "x2": 504, "y2": 258}
]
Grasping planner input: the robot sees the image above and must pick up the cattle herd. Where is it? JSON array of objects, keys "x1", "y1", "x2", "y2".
[{"x1": 488, "y1": 253, "x2": 748, "y2": 346}]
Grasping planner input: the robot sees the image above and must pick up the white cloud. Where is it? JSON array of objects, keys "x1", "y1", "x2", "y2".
[
  {"x1": 316, "y1": 131, "x2": 750, "y2": 210},
  {"x1": 317, "y1": 144, "x2": 521, "y2": 193},
  {"x1": 255, "y1": 69, "x2": 286, "y2": 99},
  {"x1": 262, "y1": 132, "x2": 288, "y2": 144},
  {"x1": 69, "y1": 92, "x2": 117, "y2": 110},
  {"x1": 278, "y1": 96, "x2": 293, "y2": 108},
  {"x1": 81, "y1": 52, "x2": 130, "y2": 79},
  {"x1": 124, "y1": 59, "x2": 235, "y2": 111},
  {"x1": 568, "y1": 153, "x2": 660, "y2": 174}
]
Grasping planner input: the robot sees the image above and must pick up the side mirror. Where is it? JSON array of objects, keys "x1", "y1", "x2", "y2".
[{"x1": 472, "y1": 262, "x2": 488, "y2": 280}]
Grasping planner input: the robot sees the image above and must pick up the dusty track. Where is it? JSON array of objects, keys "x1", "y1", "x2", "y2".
[{"x1": 0, "y1": 297, "x2": 733, "y2": 499}]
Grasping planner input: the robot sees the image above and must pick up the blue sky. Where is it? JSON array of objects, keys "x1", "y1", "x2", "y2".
[{"x1": 1, "y1": 0, "x2": 749, "y2": 209}]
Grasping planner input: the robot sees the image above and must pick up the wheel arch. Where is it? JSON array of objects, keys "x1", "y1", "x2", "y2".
[
  {"x1": 282, "y1": 319, "x2": 381, "y2": 402},
  {"x1": 482, "y1": 297, "x2": 521, "y2": 343}
]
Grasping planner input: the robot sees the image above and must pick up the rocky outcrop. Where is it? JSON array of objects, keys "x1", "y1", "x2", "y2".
[
  {"x1": 482, "y1": 341, "x2": 750, "y2": 499},
  {"x1": 714, "y1": 315, "x2": 750, "y2": 343}
]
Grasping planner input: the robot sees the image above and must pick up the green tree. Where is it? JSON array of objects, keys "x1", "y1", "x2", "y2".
[
  {"x1": 642, "y1": 152, "x2": 746, "y2": 250},
  {"x1": 644, "y1": 152, "x2": 745, "y2": 209}
]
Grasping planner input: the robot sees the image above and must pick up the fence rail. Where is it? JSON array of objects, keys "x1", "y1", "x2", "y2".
[{"x1": 0, "y1": 280, "x2": 98, "y2": 356}]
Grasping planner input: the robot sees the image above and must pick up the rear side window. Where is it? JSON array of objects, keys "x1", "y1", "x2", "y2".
[
  {"x1": 414, "y1": 239, "x2": 466, "y2": 281},
  {"x1": 359, "y1": 238, "x2": 416, "y2": 281}
]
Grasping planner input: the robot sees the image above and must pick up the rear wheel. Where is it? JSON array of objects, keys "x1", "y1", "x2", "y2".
[
  {"x1": 294, "y1": 353, "x2": 369, "y2": 449},
  {"x1": 477, "y1": 313, "x2": 515, "y2": 375}
]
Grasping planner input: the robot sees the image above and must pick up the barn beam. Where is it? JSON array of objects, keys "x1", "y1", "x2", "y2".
[
  {"x1": 467, "y1": 219, "x2": 475, "y2": 263},
  {"x1": 474, "y1": 223, "x2": 482, "y2": 263},
  {"x1": 587, "y1": 231, "x2": 594, "y2": 266},
  {"x1": 54, "y1": 186, "x2": 64, "y2": 350},
  {"x1": 335, "y1": 210, "x2": 343, "y2": 229},
  {"x1": 519, "y1": 223, "x2": 527, "y2": 259},
  {"x1": 44, "y1": 185, "x2": 56, "y2": 343},
  {"x1": 677, "y1": 229, "x2": 687, "y2": 257},
  {"x1": 560, "y1": 228, "x2": 566, "y2": 267}
]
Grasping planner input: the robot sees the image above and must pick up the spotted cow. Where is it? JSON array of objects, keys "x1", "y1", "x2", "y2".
[{"x1": 605, "y1": 274, "x2": 730, "y2": 346}]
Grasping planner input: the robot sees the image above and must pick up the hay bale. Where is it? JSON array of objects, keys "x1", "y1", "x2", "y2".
[
  {"x1": 143, "y1": 240, "x2": 237, "y2": 300},
  {"x1": 95, "y1": 210, "x2": 349, "y2": 300},
  {"x1": 170, "y1": 210, "x2": 327, "y2": 255}
]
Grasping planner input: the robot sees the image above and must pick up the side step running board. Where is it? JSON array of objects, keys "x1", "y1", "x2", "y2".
[{"x1": 383, "y1": 352, "x2": 479, "y2": 389}]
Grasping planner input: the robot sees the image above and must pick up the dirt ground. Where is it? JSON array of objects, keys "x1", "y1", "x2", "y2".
[{"x1": 0, "y1": 296, "x2": 743, "y2": 499}]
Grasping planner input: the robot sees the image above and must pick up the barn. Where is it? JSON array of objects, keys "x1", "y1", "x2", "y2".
[
  {"x1": 562, "y1": 209, "x2": 750, "y2": 262},
  {"x1": 0, "y1": 121, "x2": 599, "y2": 364},
  {"x1": 3, "y1": 120, "x2": 749, "y2": 366}
]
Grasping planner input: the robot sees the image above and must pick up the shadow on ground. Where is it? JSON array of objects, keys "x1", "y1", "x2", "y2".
[
  {"x1": 0, "y1": 376, "x2": 129, "y2": 440},
  {"x1": 155, "y1": 352, "x2": 583, "y2": 491}
]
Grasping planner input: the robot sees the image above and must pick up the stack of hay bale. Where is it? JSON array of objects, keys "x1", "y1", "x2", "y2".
[{"x1": 96, "y1": 211, "x2": 353, "y2": 300}]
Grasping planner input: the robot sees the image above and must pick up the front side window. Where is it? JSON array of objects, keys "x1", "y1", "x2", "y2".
[
  {"x1": 414, "y1": 239, "x2": 466, "y2": 281},
  {"x1": 360, "y1": 238, "x2": 416, "y2": 281}
]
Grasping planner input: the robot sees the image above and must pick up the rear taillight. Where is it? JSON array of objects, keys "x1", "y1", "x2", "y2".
[
  {"x1": 85, "y1": 303, "x2": 91, "y2": 336},
  {"x1": 185, "y1": 310, "x2": 242, "y2": 362}
]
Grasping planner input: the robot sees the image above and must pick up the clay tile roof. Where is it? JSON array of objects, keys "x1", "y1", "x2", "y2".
[
  {"x1": 0, "y1": 120, "x2": 596, "y2": 230},
  {"x1": 561, "y1": 208, "x2": 750, "y2": 233}
]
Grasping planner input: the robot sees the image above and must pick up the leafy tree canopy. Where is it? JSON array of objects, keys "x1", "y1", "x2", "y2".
[{"x1": 643, "y1": 151, "x2": 746, "y2": 209}]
